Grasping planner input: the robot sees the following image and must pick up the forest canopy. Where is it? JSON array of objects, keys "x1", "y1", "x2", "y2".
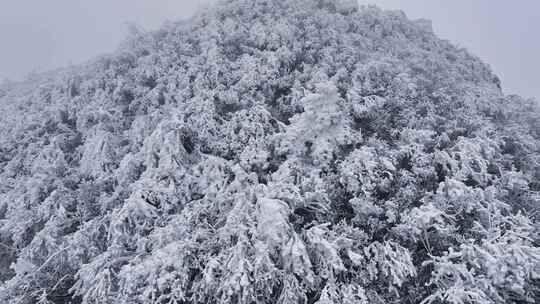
[{"x1": 0, "y1": 0, "x2": 539, "y2": 303}]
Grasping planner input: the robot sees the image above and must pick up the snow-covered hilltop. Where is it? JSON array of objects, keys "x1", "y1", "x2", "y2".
[{"x1": 1, "y1": 0, "x2": 539, "y2": 303}]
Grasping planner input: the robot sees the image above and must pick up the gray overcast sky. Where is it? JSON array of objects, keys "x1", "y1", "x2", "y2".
[{"x1": 0, "y1": 0, "x2": 538, "y2": 98}]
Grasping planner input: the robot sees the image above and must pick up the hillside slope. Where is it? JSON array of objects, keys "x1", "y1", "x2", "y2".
[{"x1": 0, "y1": 0, "x2": 539, "y2": 303}]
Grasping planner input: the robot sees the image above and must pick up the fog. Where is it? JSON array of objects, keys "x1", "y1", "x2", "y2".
[{"x1": 0, "y1": 0, "x2": 538, "y2": 98}]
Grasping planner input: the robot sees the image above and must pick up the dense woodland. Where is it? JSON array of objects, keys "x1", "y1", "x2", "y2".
[{"x1": 0, "y1": 0, "x2": 539, "y2": 303}]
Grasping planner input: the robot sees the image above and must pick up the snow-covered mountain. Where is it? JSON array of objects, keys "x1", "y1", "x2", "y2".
[{"x1": 0, "y1": 0, "x2": 538, "y2": 303}]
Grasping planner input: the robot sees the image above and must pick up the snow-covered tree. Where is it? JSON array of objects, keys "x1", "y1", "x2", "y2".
[{"x1": 0, "y1": 0, "x2": 538, "y2": 303}]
